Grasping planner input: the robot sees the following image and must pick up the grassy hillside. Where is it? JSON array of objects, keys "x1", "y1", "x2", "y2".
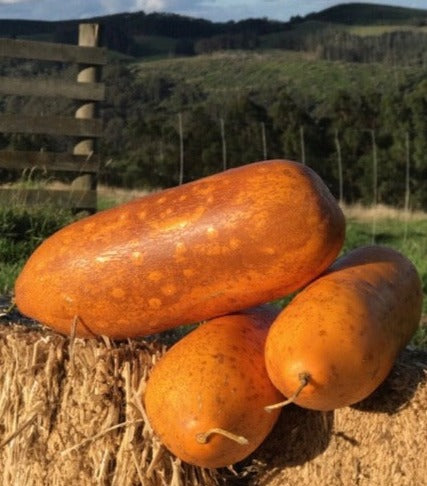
[{"x1": 134, "y1": 49, "x2": 426, "y2": 107}]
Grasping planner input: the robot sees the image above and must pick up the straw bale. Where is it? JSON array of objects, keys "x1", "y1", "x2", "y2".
[
  {"x1": 0, "y1": 323, "x2": 426, "y2": 486},
  {"x1": 0, "y1": 324, "x2": 223, "y2": 486}
]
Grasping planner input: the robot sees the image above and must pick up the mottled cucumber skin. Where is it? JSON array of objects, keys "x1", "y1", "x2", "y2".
[
  {"x1": 144, "y1": 306, "x2": 283, "y2": 468},
  {"x1": 265, "y1": 245, "x2": 423, "y2": 411},
  {"x1": 15, "y1": 159, "x2": 345, "y2": 338}
]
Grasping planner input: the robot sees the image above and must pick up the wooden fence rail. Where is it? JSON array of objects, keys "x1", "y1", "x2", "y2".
[
  {"x1": 0, "y1": 77, "x2": 105, "y2": 100},
  {"x1": 0, "y1": 23, "x2": 106, "y2": 212},
  {"x1": 0, "y1": 36, "x2": 106, "y2": 65},
  {"x1": 0, "y1": 115, "x2": 103, "y2": 138},
  {"x1": 0, "y1": 151, "x2": 100, "y2": 173}
]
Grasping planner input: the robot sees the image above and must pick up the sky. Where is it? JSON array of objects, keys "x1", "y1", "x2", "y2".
[{"x1": 0, "y1": 0, "x2": 426, "y2": 23}]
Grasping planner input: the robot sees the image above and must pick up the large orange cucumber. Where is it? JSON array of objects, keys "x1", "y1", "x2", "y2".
[{"x1": 15, "y1": 160, "x2": 345, "y2": 338}]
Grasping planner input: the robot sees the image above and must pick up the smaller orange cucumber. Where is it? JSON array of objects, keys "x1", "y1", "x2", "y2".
[
  {"x1": 144, "y1": 306, "x2": 283, "y2": 468},
  {"x1": 265, "y1": 246, "x2": 423, "y2": 411}
]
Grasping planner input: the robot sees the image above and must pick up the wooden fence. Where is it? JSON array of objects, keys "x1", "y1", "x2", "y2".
[{"x1": 0, "y1": 24, "x2": 106, "y2": 211}]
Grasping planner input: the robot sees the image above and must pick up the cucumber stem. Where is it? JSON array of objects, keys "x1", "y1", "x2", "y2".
[
  {"x1": 265, "y1": 372, "x2": 310, "y2": 412},
  {"x1": 195, "y1": 428, "x2": 249, "y2": 445}
]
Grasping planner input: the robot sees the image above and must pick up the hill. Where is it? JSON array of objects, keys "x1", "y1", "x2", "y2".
[
  {"x1": 133, "y1": 49, "x2": 426, "y2": 109},
  {"x1": 305, "y1": 2, "x2": 427, "y2": 25}
]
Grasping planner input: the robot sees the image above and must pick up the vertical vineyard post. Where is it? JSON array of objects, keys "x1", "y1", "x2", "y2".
[
  {"x1": 178, "y1": 112, "x2": 184, "y2": 185},
  {"x1": 220, "y1": 118, "x2": 227, "y2": 171},
  {"x1": 261, "y1": 122, "x2": 267, "y2": 160},
  {"x1": 334, "y1": 128, "x2": 344, "y2": 205},
  {"x1": 403, "y1": 131, "x2": 411, "y2": 243},
  {"x1": 300, "y1": 125, "x2": 306, "y2": 165},
  {"x1": 370, "y1": 129, "x2": 378, "y2": 243}
]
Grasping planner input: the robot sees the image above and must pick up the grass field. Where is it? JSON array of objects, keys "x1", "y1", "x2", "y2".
[
  {"x1": 347, "y1": 24, "x2": 427, "y2": 36},
  {"x1": 0, "y1": 195, "x2": 425, "y2": 347}
]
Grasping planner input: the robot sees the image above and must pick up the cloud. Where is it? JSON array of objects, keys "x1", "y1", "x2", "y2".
[
  {"x1": 98, "y1": 0, "x2": 138, "y2": 14},
  {"x1": 0, "y1": 0, "x2": 106, "y2": 19},
  {"x1": 133, "y1": 0, "x2": 168, "y2": 12},
  {"x1": 129, "y1": 0, "x2": 213, "y2": 16},
  {"x1": 97, "y1": 0, "x2": 169, "y2": 15}
]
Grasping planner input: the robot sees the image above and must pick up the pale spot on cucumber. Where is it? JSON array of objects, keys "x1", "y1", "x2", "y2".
[
  {"x1": 206, "y1": 226, "x2": 218, "y2": 238},
  {"x1": 262, "y1": 247, "x2": 276, "y2": 255},
  {"x1": 131, "y1": 251, "x2": 144, "y2": 265},
  {"x1": 149, "y1": 298, "x2": 162, "y2": 309},
  {"x1": 161, "y1": 284, "x2": 177, "y2": 296},
  {"x1": 148, "y1": 271, "x2": 163, "y2": 281},
  {"x1": 96, "y1": 255, "x2": 110, "y2": 263},
  {"x1": 229, "y1": 237, "x2": 240, "y2": 250},
  {"x1": 111, "y1": 288, "x2": 125, "y2": 299}
]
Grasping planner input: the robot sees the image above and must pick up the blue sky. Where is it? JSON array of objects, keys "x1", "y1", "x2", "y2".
[{"x1": 0, "y1": 0, "x2": 426, "y2": 22}]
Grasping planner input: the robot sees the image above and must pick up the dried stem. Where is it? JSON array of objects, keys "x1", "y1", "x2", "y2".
[
  {"x1": 0, "y1": 410, "x2": 39, "y2": 449},
  {"x1": 196, "y1": 428, "x2": 249, "y2": 445},
  {"x1": 61, "y1": 419, "x2": 144, "y2": 455},
  {"x1": 265, "y1": 372, "x2": 311, "y2": 412}
]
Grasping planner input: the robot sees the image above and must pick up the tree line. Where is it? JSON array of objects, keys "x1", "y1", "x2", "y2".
[{"x1": 193, "y1": 29, "x2": 427, "y2": 67}]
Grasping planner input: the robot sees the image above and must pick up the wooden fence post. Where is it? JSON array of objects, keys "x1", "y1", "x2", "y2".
[{"x1": 73, "y1": 24, "x2": 101, "y2": 202}]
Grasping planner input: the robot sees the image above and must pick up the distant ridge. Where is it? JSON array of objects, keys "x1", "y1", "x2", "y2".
[
  {"x1": 1, "y1": 3, "x2": 427, "y2": 38},
  {"x1": 0, "y1": 2, "x2": 426, "y2": 57},
  {"x1": 305, "y1": 2, "x2": 427, "y2": 25}
]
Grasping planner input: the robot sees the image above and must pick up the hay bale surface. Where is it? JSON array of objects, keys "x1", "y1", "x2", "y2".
[
  {"x1": 0, "y1": 323, "x2": 426, "y2": 486},
  {"x1": 250, "y1": 347, "x2": 427, "y2": 486},
  {"x1": 0, "y1": 324, "x2": 223, "y2": 486}
]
